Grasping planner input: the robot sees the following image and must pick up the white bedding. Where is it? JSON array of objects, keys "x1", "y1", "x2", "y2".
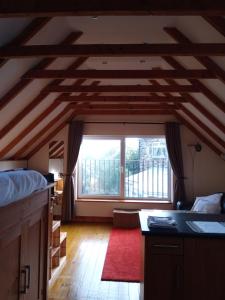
[{"x1": 0, "y1": 169, "x2": 48, "y2": 207}]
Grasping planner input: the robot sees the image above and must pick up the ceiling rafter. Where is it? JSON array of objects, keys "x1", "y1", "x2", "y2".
[
  {"x1": 0, "y1": 34, "x2": 86, "y2": 139},
  {"x1": 0, "y1": 101, "x2": 61, "y2": 159},
  {"x1": 175, "y1": 112, "x2": 222, "y2": 156},
  {"x1": 203, "y1": 16, "x2": 225, "y2": 37},
  {"x1": 46, "y1": 84, "x2": 199, "y2": 93},
  {"x1": 12, "y1": 105, "x2": 73, "y2": 160},
  {"x1": 179, "y1": 104, "x2": 225, "y2": 150},
  {"x1": 1, "y1": 43, "x2": 225, "y2": 58},
  {"x1": 0, "y1": 79, "x2": 33, "y2": 111},
  {"x1": 0, "y1": 31, "x2": 83, "y2": 111},
  {"x1": 0, "y1": 17, "x2": 50, "y2": 68},
  {"x1": 24, "y1": 107, "x2": 75, "y2": 160},
  {"x1": 11, "y1": 81, "x2": 100, "y2": 160},
  {"x1": 72, "y1": 109, "x2": 174, "y2": 115},
  {"x1": 50, "y1": 147, "x2": 64, "y2": 159},
  {"x1": 23, "y1": 69, "x2": 217, "y2": 80},
  {"x1": 49, "y1": 141, "x2": 57, "y2": 148},
  {"x1": 0, "y1": 1, "x2": 224, "y2": 16},
  {"x1": 182, "y1": 93, "x2": 225, "y2": 133},
  {"x1": 164, "y1": 27, "x2": 225, "y2": 84},
  {"x1": 163, "y1": 56, "x2": 225, "y2": 113},
  {"x1": 150, "y1": 70, "x2": 225, "y2": 148},
  {"x1": 68, "y1": 103, "x2": 178, "y2": 110},
  {"x1": 49, "y1": 140, "x2": 64, "y2": 156},
  {"x1": 2, "y1": 79, "x2": 98, "y2": 160},
  {"x1": 56, "y1": 95, "x2": 187, "y2": 103}
]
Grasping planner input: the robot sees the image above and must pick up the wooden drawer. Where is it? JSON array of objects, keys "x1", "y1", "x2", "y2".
[{"x1": 148, "y1": 236, "x2": 183, "y2": 255}]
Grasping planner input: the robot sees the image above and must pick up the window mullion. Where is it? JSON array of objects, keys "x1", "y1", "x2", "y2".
[{"x1": 120, "y1": 137, "x2": 125, "y2": 199}]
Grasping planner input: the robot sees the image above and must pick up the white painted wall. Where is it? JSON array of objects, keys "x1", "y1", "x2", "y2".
[
  {"x1": 27, "y1": 115, "x2": 225, "y2": 217},
  {"x1": 28, "y1": 126, "x2": 68, "y2": 174},
  {"x1": 0, "y1": 160, "x2": 27, "y2": 171}
]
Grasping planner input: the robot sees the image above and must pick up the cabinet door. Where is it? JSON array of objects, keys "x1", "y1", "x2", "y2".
[
  {"x1": 21, "y1": 207, "x2": 48, "y2": 300},
  {"x1": 144, "y1": 237, "x2": 183, "y2": 300},
  {"x1": 145, "y1": 254, "x2": 183, "y2": 300},
  {"x1": 0, "y1": 231, "x2": 22, "y2": 300},
  {"x1": 184, "y1": 238, "x2": 225, "y2": 300}
]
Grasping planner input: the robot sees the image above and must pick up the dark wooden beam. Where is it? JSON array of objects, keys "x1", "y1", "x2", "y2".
[
  {"x1": 0, "y1": 17, "x2": 50, "y2": 68},
  {"x1": 182, "y1": 93, "x2": 225, "y2": 133},
  {"x1": 69, "y1": 103, "x2": 178, "y2": 110},
  {"x1": 0, "y1": 78, "x2": 32, "y2": 111},
  {"x1": 12, "y1": 82, "x2": 98, "y2": 159},
  {"x1": 24, "y1": 107, "x2": 77, "y2": 160},
  {"x1": 163, "y1": 56, "x2": 225, "y2": 112},
  {"x1": 23, "y1": 69, "x2": 216, "y2": 80},
  {"x1": 179, "y1": 104, "x2": 225, "y2": 149},
  {"x1": 0, "y1": 1, "x2": 224, "y2": 16},
  {"x1": 56, "y1": 95, "x2": 187, "y2": 103},
  {"x1": 164, "y1": 27, "x2": 225, "y2": 84},
  {"x1": 0, "y1": 54, "x2": 85, "y2": 142},
  {"x1": 203, "y1": 16, "x2": 225, "y2": 37},
  {"x1": 49, "y1": 140, "x2": 57, "y2": 148},
  {"x1": 1, "y1": 43, "x2": 225, "y2": 58},
  {"x1": 12, "y1": 105, "x2": 73, "y2": 159},
  {"x1": 0, "y1": 31, "x2": 83, "y2": 111},
  {"x1": 175, "y1": 112, "x2": 222, "y2": 156},
  {"x1": 49, "y1": 140, "x2": 64, "y2": 156},
  {"x1": 0, "y1": 101, "x2": 63, "y2": 159},
  {"x1": 47, "y1": 84, "x2": 199, "y2": 93},
  {"x1": 50, "y1": 147, "x2": 64, "y2": 159},
  {"x1": 74, "y1": 109, "x2": 174, "y2": 115},
  {"x1": 150, "y1": 70, "x2": 225, "y2": 139}
]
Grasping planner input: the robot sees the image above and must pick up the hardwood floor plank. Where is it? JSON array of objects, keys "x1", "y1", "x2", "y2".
[{"x1": 48, "y1": 223, "x2": 140, "y2": 300}]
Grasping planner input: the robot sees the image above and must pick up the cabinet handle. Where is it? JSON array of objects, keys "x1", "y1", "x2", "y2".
[
  {"x1": 25, "y1": 265, "x2": 31, "y2": 289},
  {"x1": 152, "y1": 244, "x2": 179, "y2": 249},
  {"x1": 20, "y1": 269, "x2": 27, "y2": 294}
]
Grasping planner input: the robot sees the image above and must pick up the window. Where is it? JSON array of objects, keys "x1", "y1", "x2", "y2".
[{"x1": 78, "y1": 136, "x2": 172, "y2": 201}]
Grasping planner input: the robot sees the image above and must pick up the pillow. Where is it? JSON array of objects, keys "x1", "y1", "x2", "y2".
[{"x1": 191, "y1": 193, "x2": 223, "y2": 214}]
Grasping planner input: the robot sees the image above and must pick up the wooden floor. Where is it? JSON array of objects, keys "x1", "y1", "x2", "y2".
[{"x1": 48, "y1": 223, "x2": 140, "y2": 300}]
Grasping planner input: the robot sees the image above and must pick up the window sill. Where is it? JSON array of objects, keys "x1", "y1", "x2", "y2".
[{"x1": 76, "y1": 198, "x2": 172, "y2": 204}]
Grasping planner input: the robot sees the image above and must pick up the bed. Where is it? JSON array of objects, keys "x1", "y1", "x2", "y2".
[{"x1": 0, "y1": 169, "x2": 52, "y2": 300}]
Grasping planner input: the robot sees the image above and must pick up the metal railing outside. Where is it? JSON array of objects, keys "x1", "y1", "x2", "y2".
[{"x1": 79, "y1": 158, "x2": 170, "y2": 199}]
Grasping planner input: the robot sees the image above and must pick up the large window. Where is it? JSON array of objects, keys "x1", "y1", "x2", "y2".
[{"x1": 78, "y1": 136, "x2": 172, "y2": 201}]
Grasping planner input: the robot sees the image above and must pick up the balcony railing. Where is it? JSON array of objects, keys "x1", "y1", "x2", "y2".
[{"x1": 79, "y1": 158, "x2": 170, "y2": 199}]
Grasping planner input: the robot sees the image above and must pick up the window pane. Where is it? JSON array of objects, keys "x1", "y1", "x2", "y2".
[
  {"x1": 125, "y1": 137, "x2": 170, "y2": 199},
  {"x1": 79, "y1": 139, "x2": 121, "y2": 196}
]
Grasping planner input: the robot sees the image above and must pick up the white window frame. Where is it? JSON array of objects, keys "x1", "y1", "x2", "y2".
[{"x1": 77, "y1": 135, "x2": 172, "y2": 202}]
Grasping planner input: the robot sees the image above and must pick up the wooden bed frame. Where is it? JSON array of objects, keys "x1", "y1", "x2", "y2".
[{"x1": 0, "y1": 184, "x2": 53, "y2": 300}]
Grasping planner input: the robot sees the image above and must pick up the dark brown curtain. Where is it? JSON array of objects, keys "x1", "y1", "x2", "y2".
[
  {"x1": 62, "y1": 121, "x2": 84, "y2": 222},
  {"x1": 165, "y1": 122, "x2": 186, "y2": 208}
]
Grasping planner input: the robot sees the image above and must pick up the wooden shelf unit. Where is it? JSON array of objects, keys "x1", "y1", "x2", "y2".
[{"x1": 49, "y1": 220, "x2": 67, "y2": 285}]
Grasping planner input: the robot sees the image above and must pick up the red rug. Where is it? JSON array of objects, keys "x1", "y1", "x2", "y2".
[{"x1": 101, "y1": 228, "x2": 142, "y2": 282}]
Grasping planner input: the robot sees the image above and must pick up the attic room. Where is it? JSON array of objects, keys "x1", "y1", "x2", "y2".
[{"x1": 0, "y1": 2, "x2": 225, "y2": 300}]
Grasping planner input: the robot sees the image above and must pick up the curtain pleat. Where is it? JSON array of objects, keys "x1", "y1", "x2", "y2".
[
  {"x1": 62, "y1": 121, "x2": 83, "y2": 222},
  {"x1": 165, "y1": 122, "x2": 186, "y2": 208}
]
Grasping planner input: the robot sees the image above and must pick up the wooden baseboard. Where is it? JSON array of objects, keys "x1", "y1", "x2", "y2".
[{"x1": 73, "y1": 216, "x2": 113, "y2": 223}]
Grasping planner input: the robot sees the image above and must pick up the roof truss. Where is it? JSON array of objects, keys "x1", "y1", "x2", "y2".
[
  {"x1": 0, "y1": 0, "x2": 224, "y2": 16},
  {"x1": 0, "y1": 16, "x2": 224, "y2": 161},
  {"x1": 1, "y1": 43, "x2": 225, "y2": 58}
]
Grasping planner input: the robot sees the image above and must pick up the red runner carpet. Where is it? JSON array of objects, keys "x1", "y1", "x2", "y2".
[{"x1": 101, "y1": 228, "x2": 142, "y2": 282}]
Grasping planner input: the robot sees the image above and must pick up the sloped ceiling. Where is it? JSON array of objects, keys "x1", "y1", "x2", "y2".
[{"x1": 0, "y1": 11, "x2": 224, "y2": 160}]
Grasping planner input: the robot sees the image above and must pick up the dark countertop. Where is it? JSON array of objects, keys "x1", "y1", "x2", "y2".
[{"x1": 139, "y1": 209, "x2": 225, "y2": 238}]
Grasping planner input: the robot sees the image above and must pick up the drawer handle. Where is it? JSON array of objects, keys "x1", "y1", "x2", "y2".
[
  {"x1": 25, "y1": 265, "x2": 30, "y2": 289},
  {"x1": 152, "y1": 244, "x2": 180, "y2": 249},
  {"x1": 20, "y1": 269, "x2": 27, "y2": 294}
]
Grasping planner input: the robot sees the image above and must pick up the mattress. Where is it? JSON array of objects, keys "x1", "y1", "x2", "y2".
[{"x1": 0, "y1": 169, "x2": 48, "y2": 207}]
